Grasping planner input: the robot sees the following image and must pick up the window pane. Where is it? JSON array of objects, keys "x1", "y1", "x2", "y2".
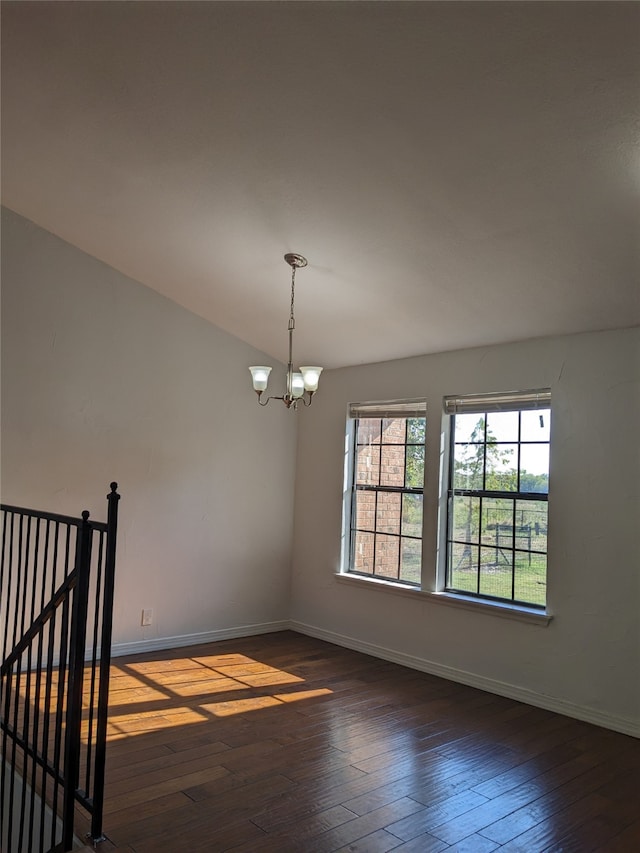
[
  {"x1": 354, "y1": 490, "x2": 375, "y2": 532},
  {"x1": 405, "y1": 445, "x2": 424, "y2": 488},
  {"x1": 485, "y1": 443, "x2": 517, "y2": 491},
  {"x1": 486, "y1": 411, "x2": 519, "y2": 443},
  {"x1": 353, "y1": 531, "x2": 374, "y2": 573},
  {"x1": 480, "y1": 497, "x2": 513, "y2": 547},
  {"x1": 407, "y1": 418, "x2": 426, "y2": 445},
  {"x1": 479, "y1": 546, "x2": 513, "y2": 600},
  {"x1": 376, "y1": 491, "x2": 401, "y2": 535},
  {"x1": 357, "y1": 418, "x2": 381, "y2": 445},
  {"x1": 514, "y1": 552, "x2": 546, "y2": 607},
  {"x1": 374, "y1": 535, "x2": 400, "y2": 579},
  {"x1": 400, "y1": 538, "x2": 421, "y2": 584},
  {"x1": 521, "y1": 408, "x2": 550, "y2": 442},
  {"x1": 402, "y1": 493, "x2": 423, "y2": 538},
  {"x1": 450, "y1": 495, "x2": 479, "y2": 543},
  {"x1": 515, "y1": 500, "x2": 547, "y2": 552},
  {"x1": 520, "y1": 444, "x2": 549, "y2": 493},
  {"x1": 356, "y1": 444, "x2": 380, "y2": 486},
  {"x1": 380, "y1": 444, "x2": 405, "y2": 486},
  {"x1": 382, "y1": 418, "x2": 406, "y2": 444},
  {"x1": 453, "y1": 443, "x2": 484, "y2": 491},
  {"x1": 455, "y1": 413, "x2": 484, "y2": 444},
  {"x1": 448, "y1": 543, "x2": 478, "y2": 592}
]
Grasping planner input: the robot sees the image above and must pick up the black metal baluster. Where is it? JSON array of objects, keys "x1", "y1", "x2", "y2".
[
  {"x1": 0, "y1": 509, "x2": 9, "y2": 664},
  {"x1": 0, "y1": 510, "x2": 10, "y2": 844},
  {"x1": 62, "y1": 512, "x2": 92, "y2": 852},
  {"x1": 14, "y1": 518, "x2": 30, "y2": 853},
  {"x1": 84, "y1": 529, "x2": 105, "y2": 801},
  {"x1": 39, "y1": 606, "x2": 57, "y2": 850},
  {"x1": 1, "y1": 663, "x2": 15, "y2": 852},
  {"x1": 7, "y1": 515, "x2": 17, "y2": 661},
  {"x1": 51, "y1": 521, "x2": 60, "y2": 599},
  {"x1": 50, "y1": 583, "x2": 71, "y2": 852},
  {"x1": 63, "y1": 524, "x2": 72, "y2": 582},
  {"x1": 16, "y1": 515, "x2": 27, "y2": 654},
  {"x1": 28, "y1": 621, "x2": 45, "y2": 853},
  {"x1": 46, "y1": 519, "x2": 64, "y2": 848},
  {"x1": 18, "y1": 652, "x2": 33, "y2": 853},
  {"x1": 8, "y1": 655, "x2": 22, "y2": 853},
  {"x1": 25, "y1": 518, "x2": 42, "y2": 853},
  {"x1": 15, "y1": 517, "x2": 36, "y2": 853}
]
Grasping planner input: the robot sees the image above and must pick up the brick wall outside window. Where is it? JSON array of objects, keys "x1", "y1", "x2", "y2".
[{"x1": 349, "y1": 414, "x2": 425, "y2": 584}]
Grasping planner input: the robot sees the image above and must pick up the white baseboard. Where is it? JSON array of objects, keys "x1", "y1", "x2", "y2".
[
  {"x1": 110, "y1": 620, "x2": 290, "y2": 659},
  {"x1": 107, "y1": 618, "x2": 637, "y2": 738},
  {"x1": 289, "y1": 620, "x2": 640, "y2": 739}
]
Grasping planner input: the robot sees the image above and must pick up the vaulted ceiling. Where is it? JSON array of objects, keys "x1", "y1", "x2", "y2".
[{"x1": 2, "y1": 1, "x2": 638, "y2": 368}]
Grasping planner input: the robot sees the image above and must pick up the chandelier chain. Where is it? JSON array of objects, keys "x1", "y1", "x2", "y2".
[{"x1": 289, "y1": 265, "x2": 296, "y2": 331}]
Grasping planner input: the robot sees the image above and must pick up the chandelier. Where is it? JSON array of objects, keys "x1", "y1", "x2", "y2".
[{"x1": 249, "y1": 253, "x2": 323, "y2": 408}]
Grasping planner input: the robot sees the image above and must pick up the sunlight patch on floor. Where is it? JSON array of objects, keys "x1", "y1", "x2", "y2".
[
  {"x1": 98, "y1": 652, "x2": 333, "y2": 734},
  {"x1": 105, "y1": 706, "x2": 210, "y2": 740},
  {"x1": 201, "y1": 687, "x2": 333, "y2": 717}
]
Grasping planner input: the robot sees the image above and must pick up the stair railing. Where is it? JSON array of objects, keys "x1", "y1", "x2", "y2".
[{"x1": 1, "y1": 483, "x2": 120, "y2": 853}]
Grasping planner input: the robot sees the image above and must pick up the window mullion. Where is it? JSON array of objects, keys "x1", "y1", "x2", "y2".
[
  {"x1": 511, "y1": 496, "x2": 516, "y2": 601},
  {"x1": 447, "y1": 418, "x2": 456, "y2": 591},
  {"x1": 476, "y1": 515, "x2": 481, "y2": 595},
  {"x1": 478, "y1": 494, "x2": 484, "y2": 596},
  {"x1": 480, "y1": 417, "x2": 486, "y2": 594},
  {"x1": 483, "y1": 416, "x2": 487, "y2": 492},
  {"x1": 372, "y1": 489, "x2": 378, "y2": 576},
  {"x1": 403, "y1": 418, "x2": 408, "y2": 488},
  {"x1": 350, "y1": 423, "x2": 358, "y2": 573},
  {"x1": 517, "y1": 411, "x2": 521, "y2": 493},
  {"x1": 513, "y1": 412, "x2": 521, "y2": 602},
  {"x1": 453, "y1": 488, "x2": 547, "y2": 502}
]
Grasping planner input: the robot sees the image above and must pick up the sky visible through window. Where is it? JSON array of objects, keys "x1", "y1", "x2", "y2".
[{"x1": 454, "y1": 409, "x2": 550, "y2": 479}]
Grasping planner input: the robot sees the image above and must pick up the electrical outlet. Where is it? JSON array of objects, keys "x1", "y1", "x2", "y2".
[{"x1": 141, "y1": 608, "x2": 153, "y2": 627}]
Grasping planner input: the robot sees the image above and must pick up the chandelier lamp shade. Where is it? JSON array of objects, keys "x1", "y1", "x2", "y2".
[{"x1": 249, "y1": 253, "x2": 323, "y2": 408}]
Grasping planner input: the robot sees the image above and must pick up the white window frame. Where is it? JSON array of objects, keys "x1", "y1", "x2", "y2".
[
  {"x1": 436, "y1": 388, "x2": 551, "y2": 613},
  {"x1": 340, "y1": 399, "x2": 427, "y2": 586}
]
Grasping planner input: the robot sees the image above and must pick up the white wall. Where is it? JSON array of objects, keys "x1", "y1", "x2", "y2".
[
  {"x1": 1, "y1": 207, "x2": 297, "y2": 651},
  {"x1": 291, "y1": 328, "x2": 640, "y2": 735}
]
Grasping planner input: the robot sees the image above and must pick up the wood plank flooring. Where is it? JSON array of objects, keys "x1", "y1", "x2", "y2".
[{"x1": 75, "y1": 631, "x2": 640, "y2": 852}]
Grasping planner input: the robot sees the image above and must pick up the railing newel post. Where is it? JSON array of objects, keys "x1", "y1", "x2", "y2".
[{"x1": 89, "y1": 482, "x2": 120, "y2": 843}]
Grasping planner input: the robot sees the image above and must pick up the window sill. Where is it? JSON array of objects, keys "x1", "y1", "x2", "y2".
[{"x1": 335, "y1": 573, "x2": 552, "y2": 626}]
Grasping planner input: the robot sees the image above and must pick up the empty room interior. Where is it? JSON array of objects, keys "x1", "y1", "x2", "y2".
[{"x1": 1, "y1": 1, "x2": 639, "y2": 852}]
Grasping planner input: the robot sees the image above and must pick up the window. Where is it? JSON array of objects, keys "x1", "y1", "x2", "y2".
[
  {"x1": 443, "y1": 389, "x2": 551, "y2": 609},
  {"x1": 344, "y1": 400, "x2": 426, "y2": 585}
]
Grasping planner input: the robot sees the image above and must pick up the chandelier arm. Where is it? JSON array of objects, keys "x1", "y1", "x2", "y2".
[
  {"x1": 297, "y1": 392, "x2": 315, "y2": 408},
  {"x1": 257, "y1": 394, "x2": 298, "y2": 409}
]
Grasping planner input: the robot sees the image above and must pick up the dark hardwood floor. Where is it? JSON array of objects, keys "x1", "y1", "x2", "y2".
[{"x1": 77, "y1": 631, "x2": 640, "y2": 852}]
